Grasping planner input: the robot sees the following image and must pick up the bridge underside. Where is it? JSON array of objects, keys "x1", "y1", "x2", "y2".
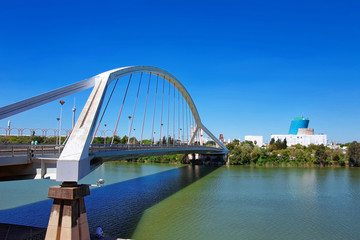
[{"x1": 90, "y1": 147, "x2": 225, "y2": 162}]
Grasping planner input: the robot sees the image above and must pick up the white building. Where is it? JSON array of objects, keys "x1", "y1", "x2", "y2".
[
  {"x1": 244, "y1": 135, "x2": 263, "y2": 147},
  {"x1": 270, "y1": 134, "x2": 327, "y2": 147}
]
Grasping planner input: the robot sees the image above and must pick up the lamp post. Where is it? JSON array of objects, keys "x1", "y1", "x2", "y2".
[
  {"x1": 59, "y1": 100, "x2": 65, "y2": 145},
  {"x1": 133, "y1": 128, "x2": 136, "y2": 144},
  {"x1": 160, "y1": 123, "x2": 163, "y2": 144},
  {"x1": 180, "y1": 128, "x2": 182, "y2": 144},
  {"x1": 104, "y1": 124, "x2": 107, "y2": 145},
  {"x1": 72, "y1": 106, "x2": 76, "y2": 129},
  {"x1": 72, "y1": 97, "x2": 76, "y2": 129},
  {"x1": 127, "y1": 116, "x2": 131, "y2": 144},
  {"x1": 7, "y1": 120, "x2": 11, "y2": 136},
  {"x1": 153, "y1": 131, "x2": 156, "y2": 145},
  {"x1": 56, "y1": 118, "x2": 60, "y2": 145}
]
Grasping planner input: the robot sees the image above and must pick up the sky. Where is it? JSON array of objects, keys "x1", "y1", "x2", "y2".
[{"x1": 0, "y1": 0, "x2": 359, "y2": 143}]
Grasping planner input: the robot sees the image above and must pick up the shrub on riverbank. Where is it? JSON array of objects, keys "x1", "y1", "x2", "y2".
[
  {"x1": 137, "y1": 154, "x2": 186, "y2": 164},
  {"x1": 226, "y1": 140, "x2": 351, "y2": 167}
]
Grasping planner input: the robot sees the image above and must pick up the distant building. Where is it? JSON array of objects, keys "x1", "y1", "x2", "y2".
[
  {"x1": 289, "y1": 117, "x2": 309, "y2": 134},
  {"x1": 244, "y1": 135, "x2": 263, "y2": 147},
  {"x1": 271, "y1": 134, "x2": 327, "y2": 147},
  {"x1": 219, "y1": 134, "x2": 224, "y2": 142},
  {"x1": 297, "y1": 128, "x2": 314, "y2": 135},
  {"x1": 271, "y1": 116, "x2": 327, "y2": 147}
]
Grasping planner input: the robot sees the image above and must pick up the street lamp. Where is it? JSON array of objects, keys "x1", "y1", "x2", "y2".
[
  {"x1": 127, "y1": 116, "x2": 132, "y2": 144},
  {"x1": 56, "y1": 118, "x2": 60, "y2": 145},
  {"x1": 104, "y1": 124, "x2": 107, "y2": 145},
  {"x1": 133, "y1": 128, "x2": 136, "y2": 144},
  {"x1": 59, "y1": 100, "x2": 65, "y2": 145},
  {"x1": 160, "y1": 123, "x2": 164, "y2": 144},
  {"x1": 179, "y1": 128, "x2": 182, "y2": 144},
  {"x1": 72, "y1": 106, "x2": 76, "y2": 129}
]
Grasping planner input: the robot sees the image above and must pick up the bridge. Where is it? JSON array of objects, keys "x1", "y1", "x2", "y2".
[
  {"x1": 0, "y1": 66, "x2": 228, "y2": 239},
  {"x1": 0, "y1": 66, "x2": 228, "y2": 182}
]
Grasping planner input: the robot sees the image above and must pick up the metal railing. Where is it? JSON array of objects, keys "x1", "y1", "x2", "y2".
[
  {"x1": 89, "y1": 143, "x2": 220, "y2": 153},
  {"x1": 0, "y1": 143, "x2": 220, "y2": 159},
  {"x1": 0, "y1": 144, "x2": 63, "y2": 158}
]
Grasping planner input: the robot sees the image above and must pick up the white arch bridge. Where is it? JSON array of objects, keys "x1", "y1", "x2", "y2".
[{"x1": 0, "y1": 66, "x2": 228, "y2": 182}]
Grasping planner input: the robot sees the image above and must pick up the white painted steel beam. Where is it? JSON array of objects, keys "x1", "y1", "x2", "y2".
[{"x1": 0, "y1": 78, "x2": 95, "y2": 120}]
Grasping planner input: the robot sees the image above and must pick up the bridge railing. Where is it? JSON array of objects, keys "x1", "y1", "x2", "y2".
[
  {"x1": 0, "y1": 143, "x2": 220, "y2": 159},
  {"x1": 0, "y1": 144, "x2": 62, "y2": 158},
  {"x1": 89, "y1": 143, "x2": 220, "y2": 153}
]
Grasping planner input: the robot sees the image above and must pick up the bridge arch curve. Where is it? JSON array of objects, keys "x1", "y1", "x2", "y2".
[{"x1": 103, "y1": 66, "x2": 202, "y2": 132}]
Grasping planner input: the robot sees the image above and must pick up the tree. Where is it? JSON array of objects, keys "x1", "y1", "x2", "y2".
[
  {"x1": 348, "y1": 141, "x2": 360, "y2": 167},
  {"x1": 280, "y1": 149, "x2": 291, "y2": 162},
  {"x1": 283, "y1": 139, "x2": 287, "y2": 149},
  {"x1": 205, "y1": 141, "x2": 216, "y2": 147},
  {"x1": 240, "y1": 144, "x2": 252, "y2": 164},
  {"x1": 294, "y1": 149, "x2": 306, "y2": 162},
  {"x1": 141, "y1": 139, "x2": 152, "y2": 145},
  {"x1": 229, "y1": 145, "x2": 242, "y2": 164},
  {"x1": 226, "y1": 142, "x2": 236, "y2": 152},
  {"x1": 269, "y1": 138, "x2": 287, "y2": 151},
  {"x1": 120, "y1": 136, "x2": 128, "y2": 144},
  {"x1": 315, "y1": 145, "x2": 327, "y2": 166}
]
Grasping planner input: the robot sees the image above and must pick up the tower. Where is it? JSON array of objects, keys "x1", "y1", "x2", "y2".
[{"x1": 289, "y1": 117, "x2": 309, "y2": 135}]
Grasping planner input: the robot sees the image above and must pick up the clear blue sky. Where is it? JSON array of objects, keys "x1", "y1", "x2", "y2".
[{"x1": 0, "y1": 0, "x2": 359, "y2": 143}]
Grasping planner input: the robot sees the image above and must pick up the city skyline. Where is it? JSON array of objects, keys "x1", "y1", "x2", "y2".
[{"x1": 1, "y1": 0, "x2": 359, "y2": 143}]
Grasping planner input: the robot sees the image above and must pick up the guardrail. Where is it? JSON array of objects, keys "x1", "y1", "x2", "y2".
[
  {"x1": 0, "y1": 143, "x2": 220, "y2": 158},
  {"x1": 0, "y1": 144, "x2": 63, "y2": 158},
  {"x1": 89, "y1": 143, "x2": 220, "y2": 153}
]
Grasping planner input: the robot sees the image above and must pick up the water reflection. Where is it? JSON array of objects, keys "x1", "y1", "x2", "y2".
[
  {"x1": 86, "y1": 165, "x2": 219, "y2": 238},
  {"x1": 0, "y1": 164, "x2": 219, "y2": 239}
]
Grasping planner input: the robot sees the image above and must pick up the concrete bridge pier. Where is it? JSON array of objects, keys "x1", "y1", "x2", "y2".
[{"x1": 45, "y1": 182, "x2": 90, "y2": 240}]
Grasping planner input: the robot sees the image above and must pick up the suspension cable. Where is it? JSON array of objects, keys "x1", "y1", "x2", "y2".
[
  {"x1": 92, "y1": 78, "x2": 119, "y2": 141},
  {"x1": 128, "y1": 72, "x2": 143, "y2": 144},
  {"x1": 111, "y1": 74, "x2": 132, "y2": 144},
  {"x1": 167, "y1": 80, "x2": 170, "y2": 145},
  {"x1": 151, "y1": 75, "x2": 159, "y2": 144},
  {"x1": 159, "y1": 77, "x2": 164, "y2": 144},
  {"x1": 140, "y1": 73, "x2": 151, "y2": 144},
  {"x1": 186, "y1": 103, "x2": 188, "y2": 142},
  {"x1": 188, "y1": 105, "x2": 191, "y2": 144},
  {"x1": 178, "y1": 90, "x2": 180, "y2": 143},
  {"x1": 173, "y1": 84, "x2": 175, "y2": 145},
  {"x1": 182, "y1": 97, "x2": 184, "y2": 143},
  {"x1": 190, "y1": 112, "x2": 193, "y2": 144}
]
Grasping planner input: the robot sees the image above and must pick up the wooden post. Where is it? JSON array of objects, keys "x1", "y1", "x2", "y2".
[{"x1": 45, "y1": 182, "x2": 90, "y2": 240}]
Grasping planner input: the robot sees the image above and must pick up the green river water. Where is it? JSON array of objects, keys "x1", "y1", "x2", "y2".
[{"x1": 0, "y1": 163, "x2": 360, "y2": 239}]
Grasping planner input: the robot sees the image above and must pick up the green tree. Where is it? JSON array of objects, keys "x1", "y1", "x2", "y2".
[
  {"x1": 348, "y1": 141, "x2": 360, "y2": 167},
  {"x1": 280, "y1": 149, "x2": 291, "y2": 162},
  {"x1": 141, "y1": 139, "x2": 152, "y2": 145},
  {"x1": 294, "y1": 149, "x2": 306, "y2": 162},
  {"x1": 233, "y1": 139, "x2": 240, "y2": 145},
  {"x1": 226, "y1": 142, "x2": 236, "y2": 152},
  {"x1": 205, "y1": 141, "x2": 216, "y2": 147},
  {"x1": 315, "y1": 145, "x2": 327, "y2": 166}
]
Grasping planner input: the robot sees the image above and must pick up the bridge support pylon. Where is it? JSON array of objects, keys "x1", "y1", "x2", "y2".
[{"x1": 45, "y1": 182, "x2": 90, "y2": 240}]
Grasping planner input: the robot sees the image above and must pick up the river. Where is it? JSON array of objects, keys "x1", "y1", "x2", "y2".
[{"x1": 0, "y1": 163, "x2": 360, "y2": 239}]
